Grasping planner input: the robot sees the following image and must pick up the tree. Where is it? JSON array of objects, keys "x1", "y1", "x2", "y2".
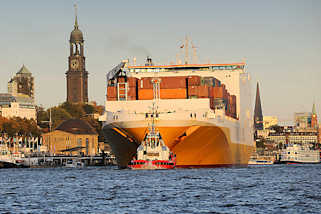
[
  {"x1": 60, "y1": 102, "x2": 85, "y2": 118},
  {"x1": 270, "y1": 125, "x2": 283, "y2": 133},
  {"x1": 50, "y1": 107, "x2": 72, "y2": 129},
  {"x1": 83, "y1": 104, "x2": 95, "y2": 115}
]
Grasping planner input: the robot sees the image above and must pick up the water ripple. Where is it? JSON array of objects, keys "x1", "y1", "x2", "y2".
[{"x1": 1, "y1": 165, "x2": 321, "y2": 213}]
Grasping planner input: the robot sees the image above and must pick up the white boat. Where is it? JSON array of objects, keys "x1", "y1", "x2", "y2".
[
  {"x1": 248, "y1": 154, "x2": 274, "y2": 165},
  {"x1": 280, "y1": 144, "x2": 320, "y2": 164},
  {"x1": 0, "y1": 146, "x2": 25, "y2": 166},
  {"x1": 248, "y1": 159, "x2": 274, "y2": 165},
  {"x1": 64, "y1": 159, "x2": 85, "y2": 168}
]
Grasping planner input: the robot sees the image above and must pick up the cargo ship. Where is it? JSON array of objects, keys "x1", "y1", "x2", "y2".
[{"x1": 100, "y1": 50, "x2": 254, "y2": 168}]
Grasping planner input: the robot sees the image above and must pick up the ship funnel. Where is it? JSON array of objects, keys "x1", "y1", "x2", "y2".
[{"x1": 145, "y1": 56, "x2": 153, "y2": 66}]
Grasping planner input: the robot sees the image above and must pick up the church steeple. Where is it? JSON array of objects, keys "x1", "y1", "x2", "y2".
[
  {"x1": 254, "y1": 82, "x2": 264, "y2": 130},
  {"x1": 311, "y1": 103, "x2": 318, "y2": 129},
  {"x1": 74, "y1": 4, "x2": 79, "y2": 29},
  {"x1": 66, "y1": 4, "x2": 88, "y2": 104},
  {"x1": 312, "y1": 103, "x2": 317, "y2": 116}
]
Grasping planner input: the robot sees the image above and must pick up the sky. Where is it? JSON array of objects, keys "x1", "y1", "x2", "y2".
[{"x1": 0, "y1": 0, "x2": 320, "y2": 124}]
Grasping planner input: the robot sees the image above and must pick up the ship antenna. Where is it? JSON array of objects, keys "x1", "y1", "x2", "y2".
[
  {"x1": 184, "y1": 35, "x2": 189, "y2": 64},
  {"x1": 191, "y1": 41, "x2": 198, "y2": 64}
]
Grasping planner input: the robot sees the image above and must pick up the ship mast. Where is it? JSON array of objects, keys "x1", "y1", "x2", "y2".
[
  {"x1": 184, "y1": 36, "x2": 189, "y2": 64},
  {"x1": 150, "y1": 78, "x2": 161, "y2": 135}
]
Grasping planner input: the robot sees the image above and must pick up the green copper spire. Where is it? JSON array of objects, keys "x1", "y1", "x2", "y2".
[
  {"x1": 74, "y1": 4, "x2": 78, "y2": 29},
  {"x1": 312, "y1": 103, "x2": 317, "y2": 115}
]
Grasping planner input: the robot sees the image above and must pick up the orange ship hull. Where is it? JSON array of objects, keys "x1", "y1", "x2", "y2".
[{"x1": 103, "y1": 124, "x2": 254, "y2": 168}]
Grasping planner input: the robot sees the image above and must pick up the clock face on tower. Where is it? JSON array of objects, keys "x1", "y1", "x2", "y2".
[{"x1": 71, "y1": 59, "x2": 79, "y2": 70}]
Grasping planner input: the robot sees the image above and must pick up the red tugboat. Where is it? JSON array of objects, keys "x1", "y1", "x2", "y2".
[
  {"x1": 129, "y1": 78, "x2": 176, "y2": 170},
  {"x1": 128, "y1": 127, "x2": 176, "y2": 170}
]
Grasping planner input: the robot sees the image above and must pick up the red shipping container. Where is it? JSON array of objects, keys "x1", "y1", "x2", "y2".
[
  {"x1": 107, "y1": 97, "x2": 117, "y2": 101},
  {"x1": 187, "y1": 76, "x2": 201, "y2": 86},
  {"x1": 198, "y1": 85, "x2": 209, "y2": 98},
  {"x1": 107, "y1": 86, "x2": 117, "y2": 98},
  {"x1": 213, "y1": 87, "x2": 224, "y2": 98},
  {"x1": 188, "y1": 85, "x2": 198, "y2": 97},
  {"x1": 160, "y1": 76, "x2": 186, "y2": 89},
  {"x1": 139, "y1": 77, "x2": 153, "y2": 89},
  {"x1": 231, "y1": 95, "x2": 236, "y2": 104},
  {"x1": 127, "y1": 87, "x2": 137, "y2": 98},
  {"x1": 127, "y1": 77, "x2": 138, "y2": 87}
]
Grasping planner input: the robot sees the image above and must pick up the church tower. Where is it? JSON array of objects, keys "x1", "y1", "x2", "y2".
[
  {"x1": 66, "y1": 5, "x2": 88, "y2": 103},
  {"x1": 254, "y1": 82, "x2": 264, "y2": 131},
  {"x1": 311, "y1": 103, "x2": 318, "y2": 129}
]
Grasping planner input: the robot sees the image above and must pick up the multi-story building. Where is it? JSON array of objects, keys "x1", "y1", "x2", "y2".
[
  {"x1": 263, "y1": 116, "x2": 278, "y2": 129},
  {"x1": 294, "y1": 112, "x2": 312, "y2": 129},
  {"x1": 8, "y1": 65, "x2": 35, "y2": 105},
  {"x1": 1, "y1": 65, "x2": 36, "y2": 120},
  {"x1": 267, "y1": 131, "x2": 318, "y2": 145},
  {"x1": 42, "y1": 119, "x2": 98, "y2": 156},
  {"x1": 0, "y1": 93, "x2": 36, "y2": 120}
]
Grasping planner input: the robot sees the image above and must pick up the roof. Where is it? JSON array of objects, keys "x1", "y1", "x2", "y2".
[
  {"x1": 70, "y1": 28, "x2": 83, "y2": 43},
  {"x1": 17, "y1": 65, "x2": 31, "y2": 75},
  {"x1": 55, "y1": 119, "x2": 97, "y2": 135},
  {"x1": 127, "y1": 62, "x2": 245, "y2": 69}
]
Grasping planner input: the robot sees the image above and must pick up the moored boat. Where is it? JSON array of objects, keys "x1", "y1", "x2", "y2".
[
  {"x1": 64, "y1": 159, "x2": 85, "y2": 168},
  {"x1": 280, "y1": 144, "x2": 320, "y2": 164}
]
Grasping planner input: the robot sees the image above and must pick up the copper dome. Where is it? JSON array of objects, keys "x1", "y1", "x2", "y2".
[{"x1": 70, "y1": 28, "x2": 83, "y2": 43}]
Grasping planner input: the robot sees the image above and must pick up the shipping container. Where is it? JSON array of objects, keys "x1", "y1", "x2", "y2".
[
  {"x1": 127, "y1": 86, "x2": 137, "y2": 98},
  {"x1": 187, "y1": 76, "x2": 201, "y2": 86},
  {"x1": 106, "y1": 97, "x2": 117, "y2": 101},
  {"x1": 201, "y1": 77, "x2": 213, "y2": 86},
  {"x1": 138, "y1": 88, "x2": 187, "y2": 100},
  {"x1": 107, "y1": 86, "x2": 117, "y2": 98},
  {"x1": 138, "y1": 89, "x2": 154, "y2": 100},
  {"x1": 213, "y1": 87, "x2": 224, "y2": 98},
  {"x1": 160, "y1": 76, "x2": 186, "y2": 89},
  {"x1": 188, "y1": 85, "x2": 198, "y2": 97},
  {"x1": 198, "y1": 85, "x2": 209, "y2": 98},
  {"x1": 127, "y1": 77, "x2": 138, "y2": 87},
  {"x1": 213, "y1": 78, "x2": 221, "y2": 87},
  {"x1": 160, "y1": 88, "x2": 187, "y2": 99},
  {"x1": 138, "y1": 77, "x2": 153, "y2": 89}
]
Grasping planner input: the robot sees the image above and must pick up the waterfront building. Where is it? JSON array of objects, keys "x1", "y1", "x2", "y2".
[
  {"x1": 0, "y1": 94, "x2": 36, "y2": 120},
  {"x1": 263, "y1": 116, "x2": 278, "y2": 129},
  {"x1": 254, "y1": 82, "x2": 264, "y2": 131},
  {"x1": 66, "y1": 5, "x2": 88, "y2": 103},
  {"x1": 295, "y1": 112, "x2": 312, "y2": 129},
  {"x1": 0, "y1": 65, "x2": 37, "y2": 120},
  {"x1": 267, "y1": 131, "x2": 318, "y2": 146},
  {"x1": 42, "y1": 119, "x2": 98, "y2": 156}
]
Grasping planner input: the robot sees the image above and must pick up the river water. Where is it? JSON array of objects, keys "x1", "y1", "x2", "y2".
[{"x1": 1, "y1": 165, "x2": 321, "y2": 213}]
